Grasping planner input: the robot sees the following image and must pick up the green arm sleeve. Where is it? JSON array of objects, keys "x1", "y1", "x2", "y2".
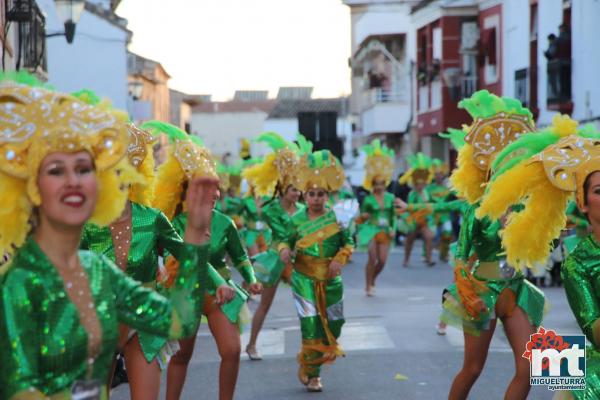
[
  {"x1": 167, "y1": 213, "x2": 227, "y2": 288},
  {"x1": 108, "y1": 243, "x2": 209, "y2": 339},
  {"x1": 562, "y1": 256, "x2": 600, "y2": 347},
  {"x1": 0, "y1": 270, "x2": 43, "y2": 399}
]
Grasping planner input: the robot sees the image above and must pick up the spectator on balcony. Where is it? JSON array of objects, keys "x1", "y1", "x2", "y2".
[{"x1": 543, "y1": 34, "x2": 557, "y2": 61}]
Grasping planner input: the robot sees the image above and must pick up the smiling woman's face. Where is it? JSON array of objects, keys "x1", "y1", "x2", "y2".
[
  {"x1": 37, "y1": 151, "x2": 98, "y2": 229},
  {"x1": 582, "y1": 171, "x2": 600, "y2": 228}
]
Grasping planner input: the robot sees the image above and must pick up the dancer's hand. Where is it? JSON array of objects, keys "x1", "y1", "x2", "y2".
[
  {"x1": 280, "y1": 248, "x2": 292, "y2": 264},
  {"x1": 248, "y1": 282, "x2": 263, "y2": 295},
  {"x1": 328, "y1": 260, "x2": 343, "y2": 279},
  {"x1": 394, "y1": 198, "x2": 407, "y2": 212},
  {"x1": 215, "y1": 284, "x2": 236, "y2": 305},
  {"x1": 184, "y1": 176, "x2": 220, "y2": 245}
]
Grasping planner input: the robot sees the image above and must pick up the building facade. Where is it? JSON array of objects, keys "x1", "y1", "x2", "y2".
[
  {"x1": 37, "y1": 0, "x2": 131, "y2": 108},
  {"x1": 1, "y1": 0, "x2": 48, "y2": 76}
]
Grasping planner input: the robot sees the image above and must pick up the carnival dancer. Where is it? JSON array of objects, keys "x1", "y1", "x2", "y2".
[
  {"x1": 356, "y1": 139, "x2": 396, "y2": 297},
  {"x1": 399, "y1": 153, "x2": 436, "y2": 267},
  {"x1": 277, "y1": 150, "x2": 354, "y2": 392},
  {"x1": 427, "y1": 158, "x2": 454, "y2": 262},
  {"x1": 144, "y1": 122, "x2": 261, "y2": 400},
  {"x1": 75, "y1": 103, "x2": 227, "y2": 399},
  {"x1": 239, "y1": 183, "x2": 271, "y2": 257},
  {"x1": 475, "y1": 115, "x2": 600, "y2": 400},
  {"x1": 242, "y1": 132, "x2": 305, "y2": 360},
  {"x1": 216, "y1": 162, "x2": 244, "y2": 228},
  {"x1": 0, "y1": 78, "x2": 216, "y2": 400},
  {"x1": 438, "y1": 90, "x2": 544, "y2": 400}
]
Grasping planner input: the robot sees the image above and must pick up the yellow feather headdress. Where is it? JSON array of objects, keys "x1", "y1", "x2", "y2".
[
  {"x1": 0, "y1": 83, "x2": 138, "y2": 260},
  {"x1": 476, "y1": 115, "x2": 600, "y2": 270},
  {"x1": 242, "y1": 132, "x2": 301, "y2": 197},
  {"x1": 296, "y1": 150, "x2": 345, "y2": 192},
  {"x1": 145, "y1": 122, "x2": 217, "y2": 220},
  {"x1": 361, "y1": 139, "x2": 394, "y2": 191},
  {"x1": 447, "y1": 90, "x2": 535, "y2": 204}
]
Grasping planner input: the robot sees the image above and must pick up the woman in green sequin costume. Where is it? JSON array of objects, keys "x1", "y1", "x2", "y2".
[
  {"x1": 242, "y1": 132, "x2": 306, "y2": 360},
  {"x1": 145, "y1": 123, "x2": 261, "y2": 400},
  {"x1": 399, "y1": 153, "x2": 436, "y2": 267},
  {"x1": 357, "y1": 140, "x2": 400, "y2": 296},
  {"x1": 0, "y1": 81, "x2": 217, "y2": 400},
  {"x1": 427, "y1": 159, "x2": 454, "y2": 262},
  {"x1": 439, "y1": 91, "x2": 544, "y2": 400},
  {"x1": 279, "y1": 150, "x2": 354, "y2": 392},
  {"x1": 476, "y1": 116, "x2": 600, "y2": 400}
]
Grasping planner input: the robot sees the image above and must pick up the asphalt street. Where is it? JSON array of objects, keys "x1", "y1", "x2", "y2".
[{"x1": 112, "y1": 243, "x2": 580, "y2": 399}]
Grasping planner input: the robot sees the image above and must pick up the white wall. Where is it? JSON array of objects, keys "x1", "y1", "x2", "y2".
[
  {"x1": 191, "y1": 112, "x2": 269, "y2": 158},
  {"x1": 571, "y1": 0, "x2": 600, "y2": 122},
  {"x1": 262, "y1": 118, "x2": 298, "y2": 144},
  {"x1": 362, "y1": 102, "x2": 411, "y2": 136},
  {"x1": 502, "y1": 0, "x2": 530, "y2": 100},
  {"x1": 38, "y1": 0, "x2": 129, "y2": 109},
  {"x1": 353, "y1": 3, "x2": 413, "y2": 50}
]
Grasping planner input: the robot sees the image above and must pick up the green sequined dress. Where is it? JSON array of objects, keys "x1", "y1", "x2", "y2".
[
  {"x1": 282, "y1": 209, "x2": 354, "y2": 378},
  {"x1": 357, "y1": 192, "x2": 395, "y2": 248},
  {"x1": 441, "y1": 204, "x2": 545, "y2": 336},
  {"x1": 0, "y1": 236, "x2": 208, "y2": 400},
  {"x1": 562, "y1": 234, "x2": 600, "y2": 399},
  {"x1": 80, "y1": 202, "x2": 203, "y2": 364},
  {"x1": 252, "y1": 200, "x2": 305, "y2": 286},
  {"x1": 172, "y1": 209, "x2": 256, "y2": 324},
  {"x1": 238, "y1": 196, "x2": 272, "y2": 248}
]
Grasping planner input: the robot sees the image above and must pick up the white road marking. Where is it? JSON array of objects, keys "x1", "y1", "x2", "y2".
[
  {"x1": 240, "y1": 329, "x2": 285, "y2": 357},
  {"x1": 338, "y1": 323, "x2": 395, "y2": 351}
]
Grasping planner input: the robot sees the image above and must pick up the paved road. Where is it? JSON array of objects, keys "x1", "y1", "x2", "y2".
[{"x1": 113, "y1": 244, "x2": 580, "y2": 399}]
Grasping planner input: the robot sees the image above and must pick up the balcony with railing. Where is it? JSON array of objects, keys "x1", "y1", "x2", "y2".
[{"x1": 547, "y1": 59, "x2": 571, "y2": 109}]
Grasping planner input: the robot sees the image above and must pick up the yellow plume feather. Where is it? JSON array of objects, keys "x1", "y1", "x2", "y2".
[
  {"x1": 449, "y1": 144, "x2": 487, "y2": 204},
  {"x1": 0, "y1": 173, "x2": 31, "y2": 261},
  {"x1": 129, "y1": 144, "x2": 156, "y2": 207},
  {"x1": 242, "y1": 153, "x2": 279, "y2": 197},
  {"x1": 90, "y1": 158, "x2": 144, "y2": 226},
  {"x1": 152, "y1": 152, "x2": 186, "y2": 220},
  {"x1": 476, "y1": 162, "x2": 543, "y2": 221},
  {"x1": 501, "y1": 178, "x2": 570, "y2": 270}
]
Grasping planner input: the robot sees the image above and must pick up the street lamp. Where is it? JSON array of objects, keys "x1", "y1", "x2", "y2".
[{"x1": 53, "y1": 0, "x2": 85, "y2": 44}]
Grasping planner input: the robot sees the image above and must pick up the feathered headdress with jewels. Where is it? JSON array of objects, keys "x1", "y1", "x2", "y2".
[
  {"x1": 399, "y1": 152, "x2": 433, "y2": 186},
  {"x1": 475, "y1": 115, "x2": 600, "y2": 270},
  {"x1": 296, "y1": 150, "x2": 345, "y2": 192},
  {"x1": 71, "y1": 89, "x2": 156, "y2": 206},
  {"x1": 361, "y1": 139, "x2": 395, "y2": 191},
  {"x1": 242, "y1": 132, "x2": 302, "y2": 196},
  {"x1": 446, "y1": 90, "x2": 535, "y2": 204},
  {"x1": 0, "y1": 78, "x2": 139, "y2": 261},
  {"x1": 144, "y1": 121, "x2": 217, "y2": 220}
]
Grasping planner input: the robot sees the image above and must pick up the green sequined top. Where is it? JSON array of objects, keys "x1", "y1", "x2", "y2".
[
  {"x1": 172, "y1": 210, "x2": 256, "y2": 288},
  {"x1": 81, "y1": 202, "x2": 191, "y2": 284},
  {"x1": 455, "y1": 203, "x2": 502, "y2": 264},
  {"x1": 360, "y1": 192, "x2": 396, "y2": 230},
  {"x1": 283, "y1": 209, "x2": 354, "y2": 259},
  {"x1": 0, "y1": 237, "x2": 208, "y2": 399},
  {"x1": 262, "y1": 200, "x2": 305, "y2": 245},
  {"x1": 562, "y1": 234, "x2": 600, "y2": 348}
]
